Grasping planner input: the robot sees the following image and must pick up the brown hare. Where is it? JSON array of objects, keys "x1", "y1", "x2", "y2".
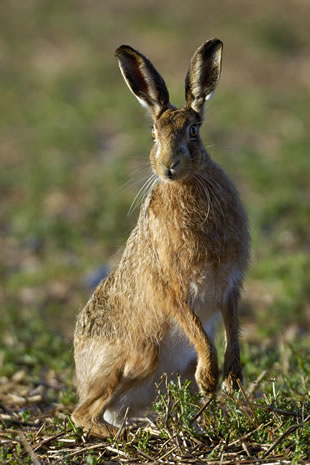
[{"x1": 72, "y1": 39, "x2": 250, "y2": 438}]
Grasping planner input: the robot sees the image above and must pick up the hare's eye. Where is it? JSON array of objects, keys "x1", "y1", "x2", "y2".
[
  {"x1": 189, "y1": 124, "x2": 199, "y2": 138},
  {"x1": 151, "y1": 126, "x2": 156, "y2": 140}
]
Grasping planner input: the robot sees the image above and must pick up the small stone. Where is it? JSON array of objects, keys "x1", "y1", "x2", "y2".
[
  {"x1": 27, "y1": 395, "x2": 43, "y2": 403},
  {"x1": 12, "y1": 370, "x2": 26, "y2": 384},
  {"x1": 8, "y1": 394, "x2": 26, "y2": 406},
  {"x1": 29, "y1": 385, "x2": 45, "y2": 396}
]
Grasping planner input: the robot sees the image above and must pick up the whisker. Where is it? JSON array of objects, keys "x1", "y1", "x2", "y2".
[
  {"x1": 133, "y1": 174, "x2": 157, "y2": 212},
  {"x1": 128, "y1": 175, "x2": 156, "y2": 216},
  {"x1": 126, "y1": 157, "x2": 150, "y2": 162},
  {"x1": 143, "y1": 175, "x2": 160, "y2": 206},
  {"x1": 127, "y1": 164, "x2": 152, "y2": 178},
  {"x1": 115, "y1": 174, "x2": 150, "y2": 194},
  {"x1": 194, "y1": 175, "x2": 211, "y2": 220},
  {"x1": 138, "y1": 178, "x2": 155, "y2": 210},
  {"x1": 198, "y1": 174, "x2": 226, "y2": 219},
  {"x1": 194, "y1": 175, "x2": 205, "y2": 198},
  {"x1": 140, "y1": 176, "x2": 159, "y2": 208}
]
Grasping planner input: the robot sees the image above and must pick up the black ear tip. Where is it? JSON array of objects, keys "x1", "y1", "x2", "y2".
[
  {"x1": 210, "y1": 38, "x2": 223, "y2": 46},
  {"x1": 213, "y1": 38, "x2": 223, "y2": 51},
  {"x1": 115, "y1": 45, "x2": 136, "y2": 59},
  {"x1": 115, "y1": 46, "x2": 124, "y2": 59},
  {"x1": 201, "y1": 38, "x2": 223, "y2": 54}
]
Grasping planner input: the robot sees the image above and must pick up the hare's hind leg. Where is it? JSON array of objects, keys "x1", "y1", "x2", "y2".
[
  {"x1": 72, "y1": 341, "x2": 159, "y2": 437},
  {"x1": 72, "y1": 368, "x2": 122, "y2": 438},
  {"x1": 221, "y1": 288, "x2": 243, "y2": 392}
]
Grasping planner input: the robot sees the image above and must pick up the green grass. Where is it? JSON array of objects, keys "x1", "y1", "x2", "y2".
[
  {"x1": 0, "y1": 0, "x2": 309, "y2": 463},
  {"x1": 0, "y1": 337, "x2": 309, "y2": 463}
]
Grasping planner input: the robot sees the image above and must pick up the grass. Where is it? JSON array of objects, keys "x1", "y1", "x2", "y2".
[
  {"x1": 1, "y1": 341, "x2": 309, "y2": 463},
  {"x1": 0, "y1": 0, "x2": 309, "y2": 463}
]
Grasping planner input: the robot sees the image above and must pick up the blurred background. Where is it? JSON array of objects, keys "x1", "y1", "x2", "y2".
[{"x1": 0, "y1": 0, "x2": 309, "y2": 380}]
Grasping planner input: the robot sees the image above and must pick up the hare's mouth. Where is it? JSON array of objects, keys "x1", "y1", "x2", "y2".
[
  {"x1": 156, "y1": 159, "x2": 193, "y2": 183},
  {"x1": 159, "y1": 170, "x2": 191, "y2": 183},
  {"x1": 162, "y1": 160, "x2": 180, "y2": 181}
]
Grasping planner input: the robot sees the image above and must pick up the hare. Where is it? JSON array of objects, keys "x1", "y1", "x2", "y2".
[{"x1": 72, "y1": 39, "x2": 250, "y2": 438}]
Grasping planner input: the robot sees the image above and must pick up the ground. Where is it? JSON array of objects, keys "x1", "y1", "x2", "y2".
[{"x1": 0, "y1": 0, "x2": 309, "y2": 463}]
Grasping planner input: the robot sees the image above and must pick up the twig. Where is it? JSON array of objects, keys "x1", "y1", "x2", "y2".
[
  {"x1": 228, "y1": 420, "x2": 273, "y2": 447},
  {"x1": 237, "y1": 378, "x2": 259, "y2": 426},
  {"x1": 66, "y1": 442, "x2": 113, "y2": 458},
  {"x1": 242, "y1": 441, "x2": 251, "y2": 457},
  {"x1": 157, "y1": 445, "x2": 177, "y2": 461},
  {"x1": 248, "y1": 401, "x2": 303, "y2": 418},
  {"x1": 263, "y1": 415, "x2": 310, "y2": 458},
  {"x1": 157, "y1": 431, "x2": 178, "y2": 454},
  {"x1": 0, "y1": 433, "x2": 19, "y2": 443},
  {"x1": 223, "y1": 387, "x2": 256, "y2": 427},
  {"x1": 135, "y1": 447, "x2": 157, "y2": 461},
  {"x1": 205, "y1": 458, "x2": 291, "y2": 465},
  {"x1": 190, "y1": 395, "x2": 215, "y2": 423},
  {"x1": 34, "y1": 423, "x2": 45, "y2": 439},
  {"x1": 247, "y1": 370, "x2": 267, "y2": 394},
  {"x1": 32, "y1": 431, "x2": 66, "y2": 452},
  {"x1": 236, "y1": 398, "x2": 257, "y2": 427},
  {"x1": 19, "y1": 432, "x2": 42, "y2": 465},
  {"x1": 114, "y1": 406, "x2": 129, "y2": 441}
]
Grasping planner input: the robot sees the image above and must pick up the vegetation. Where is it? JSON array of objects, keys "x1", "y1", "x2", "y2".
[{"x1": 0, "y1": 0, "x2": 309, "y2": 463}]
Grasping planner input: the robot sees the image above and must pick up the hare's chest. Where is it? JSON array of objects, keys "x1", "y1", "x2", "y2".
[{"x1": 190, "y1": 265, "x2": 242, "y2": 315}]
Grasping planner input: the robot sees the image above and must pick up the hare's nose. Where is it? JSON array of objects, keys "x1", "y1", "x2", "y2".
[{"x1": 165, "y1": 160, "x2": 180, "y2": 180}]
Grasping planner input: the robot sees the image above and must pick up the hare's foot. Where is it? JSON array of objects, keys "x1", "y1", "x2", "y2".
[
  {"x1": 222, "y1": 352, "x2": 243, "y2": 393},
  {"x1": 72, "y1": 366, "x2": 123, "y2": 438},
  {"x1": 72, "y1": 407, "x2": 119, "y2": 438},
  {"x1": 195, "y1": 349, "x2": 219, "y2": 396},
  {"x1": 72, "y1": 399, "x2": 124, "y2": 438}
]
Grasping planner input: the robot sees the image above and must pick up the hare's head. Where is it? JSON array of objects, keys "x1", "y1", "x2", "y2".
[{"x1": 115, "y1": 39, "x2": 222, "y2": 182}]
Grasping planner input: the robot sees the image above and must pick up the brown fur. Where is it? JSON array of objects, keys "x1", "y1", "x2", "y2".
[{"x1": 72, "y1": 39, "x2": 250, "y2": 437}]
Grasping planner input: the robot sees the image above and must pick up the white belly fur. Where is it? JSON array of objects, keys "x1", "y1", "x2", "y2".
[{"x1": 104, "y1": 267, "x2": 241, "y2": 426}]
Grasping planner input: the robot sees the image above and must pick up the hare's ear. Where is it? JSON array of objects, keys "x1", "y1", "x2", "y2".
[
  {"x1": 185, "y1": 39, "x2": 223, "y2": 117},
  {"x1": 115, "y1": 45, "x2": 170, "y2": 119}
]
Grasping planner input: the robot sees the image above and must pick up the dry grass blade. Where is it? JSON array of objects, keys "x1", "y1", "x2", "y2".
[
  {"x1": 105, "y1": 445, "x2": 130, "y2": 458},
  {"x1": 248, "y1": 401, "x2": 303, "y2": 418},
  {"x1": 224, "y1": 389, "x2": 257, "y2": 428},
  {"x1": 157, "y1": 431, "x2": 178, "y2": 455},
  {"x1": 19, "y1": 432, "x2": 42, "y2": 465},
  {"x1": 64, "y1": 442, "x2": 111, "y2": 458},
  {"x1": 190, "y1": 395, "x2": 215, "y2": 423},
  {"x1": 32, "y1": 431, "x2": 67, "y2": 452},
  {"x1": 210, "y1": 458, "x2": 291, "y2": 465},
  {"x1": 242, "y1": 441, "x2": 252, "y2": 457},
  {"x1": 0, "y1": 432, "x2": 19, "y2": 444},
  {"x1": 2, "y1": 360, "x2": 309, "y2": 464},
  {"x1": 263, "y1": 414, "x2": 310, "y2": 458},
  {"x1": 114, "y1": 406, "x2": 129, "y2": 441},
  {"x1": 134, "y1": 447, "x2": 157, "y2": 461},
  {"x1": 157, "y1": 445, "x2": 178, "y2": 461},
  {"x1": 247, "y1": 370, "x2": 267, "y2": 394},
  {"x1": 237, "y1": 378, "x2": 260, "y2": 426},
  {"x1": 228, "y1": 420, "x2": 273, "y2": 447}
]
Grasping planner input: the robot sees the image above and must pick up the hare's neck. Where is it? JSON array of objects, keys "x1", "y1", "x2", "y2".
[
  {"x1": 145, "y1": 164, "x2": 234, "y2": 241},
  {"x1": 153, "y1": 175, "x2": 216, "y2": 219}
]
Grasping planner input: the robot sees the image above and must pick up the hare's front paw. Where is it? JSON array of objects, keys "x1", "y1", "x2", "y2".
[
  {"x1": 222, "y1": 358, "x2": 243, "y2": 393},
  {"x1": 195, "y1": 358, "x2": 219, "y2": 396}
]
